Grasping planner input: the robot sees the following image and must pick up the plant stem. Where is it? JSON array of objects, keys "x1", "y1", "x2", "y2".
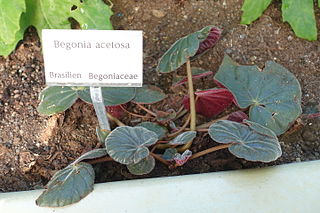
[
  {"x1": 167, "y1": 114, "x2": 191, "y2": 138},
  {"x1": 107, "y1": 113, "x2": 125, "y2": 127},
  {"x1": 180, "y1": 59, "x2": 196, "y2": 151},
  {"x1": 120, "y1": 105, "x2": 151, "y2": 119},
  {"x1": 136, "y1": 103, "x2": 157, "y2": 117},
  {"x1": 150, "y1": 152, "x2": 170, "y2": 166},
  {"x1": 86, "y1": 156, "x2": 114, "y2": 164},
  {"x1": 189, "y1": 144, "x2": 231, "y2": 160}
]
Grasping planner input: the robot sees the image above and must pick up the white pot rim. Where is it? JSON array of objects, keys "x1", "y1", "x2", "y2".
[{"x1": 1, "y1": 160, "x2": 320, "y2": 213}]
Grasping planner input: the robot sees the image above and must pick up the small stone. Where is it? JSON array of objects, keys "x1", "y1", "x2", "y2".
[
  {"x1": 152, "y1": 10, "x2": 166, "y2": 18},
  {"x1": 288, "y1": 36, "x2": 293, "y2": 41}
]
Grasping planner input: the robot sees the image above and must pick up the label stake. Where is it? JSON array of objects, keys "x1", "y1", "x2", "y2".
[{"x1": 90, "y1": 87, "x2": 110, "y2": 131}]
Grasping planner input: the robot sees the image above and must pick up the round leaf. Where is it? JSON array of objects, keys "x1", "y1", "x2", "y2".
[
  {"x1": 132, "y1": 85, "x2": 166, "y2": 104},
  {"x1": 208, "y1": 120, "x2": 282, "y2": 162},
  {"x1": 36, "y1": 162, "x2": 94, "y2": 207},
  {"x1": 105, "y1": 126, "x2": 158, "y2": 165},
  {"x1": 169, "y1": 131, "x2": 197, "y2": 145},
  {"x1": 214, "y1": 55, "x2": 302, "y2": 135},
  {"x1": 37, "y1": 86, "x2": 78, "y2": 116},
  {"x1": 127, "y1": 155, "x2": 155, "y2": 175},
  {"x1": 137, "y1": 122, "x2": 168, "y2": 139},
  {"x1": 157, "y1": 25, "x2": 215, "y2": 73},
  {"x1": 78, "y1": 87, "x2": 136, "y2": 106}
]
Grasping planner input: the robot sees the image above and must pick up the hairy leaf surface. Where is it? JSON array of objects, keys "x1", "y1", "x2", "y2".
[
  {"x1": 127, "y1": 155, "x2": 155, "y2": 175},
  {"x1": 105, "y1": 126, "x2": 158, "y2": 165},
  {"x1": 169, "y1": 131, "x2": 197, "y2": 145},
  {"x1": 137, "y1": 122, "x2": 167, "y2": 139},
  {"x1": 36, "y1": 162, "x2": 94, "y2": 207},
  {"x1": 73, "y1": 149, "x2": 108, "y2": 164},
  {"x1": 209, "y1": 120, "x2": 282, "y2": 162},
  {"x1": 215, "y1": 55, "x2": 302, "y2": 135}
]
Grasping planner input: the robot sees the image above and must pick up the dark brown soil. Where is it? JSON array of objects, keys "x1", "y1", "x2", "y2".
[{"x1": 0, "y1": 0, "x2": 319, "y2": 192}]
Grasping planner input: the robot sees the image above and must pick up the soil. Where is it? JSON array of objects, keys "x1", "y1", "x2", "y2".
[{"x1": 0, "y1": 0, "x2": 319, "y2": 192}]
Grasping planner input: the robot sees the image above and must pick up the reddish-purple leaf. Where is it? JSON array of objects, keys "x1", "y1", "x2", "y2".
[
  {"x1": 174, "y1": 150, "x2": 192, "y2": 166},
  {"x1": 183, "y1": 88, "x2": 234, "y2": 118},
  {"x1": 172, "y1": 68, "x2": 213, "y2": 87},
  {"x1": 106, "y1": 104, "x2": 126, "y2": 119},
  {"x1": 194, "y1": 27, "x2": 222, "y2": 58},
  {"x1": 227, "y1": 111, "x2": 248, "y2": 123}
]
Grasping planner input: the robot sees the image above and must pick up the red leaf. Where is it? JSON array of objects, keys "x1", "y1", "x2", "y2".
[
  {"x1": 183, "y1": 88, "x2": 234, "y2": 118},
  {"x1": 106, "y1": 104, "x2": 126, "y2": 119},
  {"x1": 174, "y1": 150, "x2": 192, "y2": 166},
  {"x1": 194, "y1": 27, "x2": 222, "y2": 57},
  {"x1": 227, "y1": 111, "x2": 248, "y2": 123}
]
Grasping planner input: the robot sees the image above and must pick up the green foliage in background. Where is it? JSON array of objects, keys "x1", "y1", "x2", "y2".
[
  {"x1": 0, "y1": 0, "x2": 113, "y2": 56},
  {"x1": 241, "y1": 0, "x2": 319, "y2": 41}
]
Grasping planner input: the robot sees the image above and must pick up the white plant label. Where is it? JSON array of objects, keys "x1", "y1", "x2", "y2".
[{"x1": 42, "y1": 29, "x2": 143, "y2": 87}]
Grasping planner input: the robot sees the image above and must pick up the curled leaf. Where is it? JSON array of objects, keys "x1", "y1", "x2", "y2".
[
  {"x1": 105, "y1": 126, "x2": 158, "y2": 165},
  {"x1": 183, "y1": 88, "x2": 234, "y2": 118},
  {"x1": 192, "y1": 27, "x2": 221, "y2": 59},
  {"x1": 73, "y1": 148, "x2": 108, "y2": 164},
  {"x1": 174, "y1": 150, "x2": 192, "y2": 166},
  {"x1": 157, "y1": 25, "x2": 217, "y2": 73},
  {"x1": 156, "y1": 109, "x2": 177, "y2": 123},
  {"x1": 106, "y1": 104, "x2": 126, "y2": 119}
]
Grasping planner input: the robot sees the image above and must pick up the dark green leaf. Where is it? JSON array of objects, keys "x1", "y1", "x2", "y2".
[
  {"x1": 214, "y1": 55, "x2": 302, "y2": 135},
  {"x1": 37, "y1": 86, "x2": 78, "y2": 116},
  {"x1": 240, "y1": 0, "x2": 272, "y2": 24},
  {"x1": 157, "y1": 25, "x2": 215, "y2": 73},
  {"x1": 162, "y1": 148, "x2": 178, "y2": 160},
  {"x1": 137, "y1": 122, "x2": 168, "y2": 139},
  {"x1": 209, "y1": 120, "x2": 281, "y2": 162},
  {"x1": 73, "y1": 149, "x2": 108, "y2": 164},
  {"x1": 127, "y1": 155, "x2": 155, "y2": 175},
  {"x1": 282, "y1": 0, "x2": 317, "y2": 41},
  {"x1": 169, "y1": 131, "x2": 197, "y2": 145},
  {"x1": 105, "y1": 126, "x2": 158, "y2": 165},
  {"x1": 36, "y1": 162, "x2": 94, "y2": 207},
  {"x1": 132, "y1": 85, "x2": 166, "y2": 104},
  {"x1": 78, "y1": 87, "x2": 136, "y2": 106}
]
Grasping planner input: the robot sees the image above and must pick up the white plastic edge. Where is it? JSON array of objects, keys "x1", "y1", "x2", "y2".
[{"x1": 1, "y1": 160, "x2": 320, "y2": 212}]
